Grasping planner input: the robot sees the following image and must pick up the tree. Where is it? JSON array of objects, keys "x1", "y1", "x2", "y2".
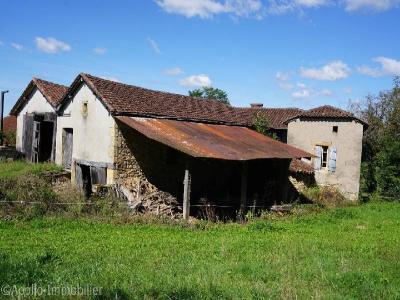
[
  {"x1": 189, "y1": 87, "x2": 230, "y2": 105},
  {"x1": 349, "y1": 76, "x2": 400, "y2": 199},
  {"x1": 251, "y1": 112, "x2": 278, "y2": 140}
]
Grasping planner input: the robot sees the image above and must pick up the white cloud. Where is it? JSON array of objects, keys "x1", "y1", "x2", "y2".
[
  {"x1": 11, "y1": 43, "x2": 23, "y2": 51},
  {"x1": 276, "y1": 71, "x2": 290, "y2": 81},
  {"x1": 358, "y1": 56, "x2": 400, "y2": 77},
  {"x1": 357, "y1": 65, "x2": 382, "y2": 77},
  {"x1": 344, "y1": 87, "x2": 352, "y2": 94},
  {"x1": 147, "y1": 37, "x2": 161, "y2": 54},
  {"x1": 156, "y1": 0, "x2": 399, "y2": 18},
  {"x1": 276, "y1": 71, "x2": 294, "y2": 90},
  {"x1": 297, "y1": 82, "x2": 307, "y2": 88},
  {"x1": 156, "y1": 0, "x2": 263, "y2": 18},
  {"x1": 300, "y1": 61, "x2": 351, "y2": 81},
  {"x1": 164, "y1": 67, "x2": 184, "y2": 76},
  {"x1": 93, "y1": 47, "x2": 107, "y2": 55},
  {"x1": 291, "y1": 82, "x2": 313, "y2": 98},
  {"x1": 292, "y1": 89, "x2": 311, "y2": 98},
  {"x1": 100, "y1": 76, "x2": 120, "y2": 82},
  {"x1": 35, "y1": 37, "x2": 71, "y2": 54},
  {"x1": 344, "y1": 0, "x2": 400, "y2": 11},
  {"x1": 320, "y1": 88, "x2": 333, "y2": 96},
  {"x1": 179, "y1": 74, "x2": 212, "y2": 87},
  {"x1": 279, "y1": 82, "x2": 294, "y2": 90},
  {"x1": 268, "y1": 0, "x2": 329, "y2": 14},
  {"x1": 295, "y1": 0, "x2": 329, "y2": 7},
  {"x1": 375, "y1": 56, "x2": 400, "y2": 75}
]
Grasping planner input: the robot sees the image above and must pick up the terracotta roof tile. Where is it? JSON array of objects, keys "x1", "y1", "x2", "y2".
[
  {"x1": 61, "y1": 73, "x2": 304, "y2": 129},
  {"x1": 285, "y1": 105, "x2": 367, "y2": 126},
  {"x1": 10, "y1": 78, "x2": 68, "y2": 115},
  {"x1": 289, "y1": 159, "x2": 314, "y2": 174},
  {"x1": 33, "y1": 78, "x2": 68, "y2": 107},
  {"x1": 234, "y1": 107, "x2": 304, "y2": 129},
  {"x1": 73, "y1": 73, "x2": 244, "y2": 125},
  {"x1": 3, "y1": 116, "x2": 17, "y2": 133}
]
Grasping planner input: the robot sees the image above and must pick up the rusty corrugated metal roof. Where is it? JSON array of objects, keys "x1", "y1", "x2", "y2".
[{"x1": 116, "y1": 116, "x2": 313, "y2": 161}]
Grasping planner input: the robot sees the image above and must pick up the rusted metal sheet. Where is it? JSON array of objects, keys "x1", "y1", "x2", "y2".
[
  {"x1": 116, "y1": 116, "x2": 314, "y2": 161},
  {"x1": 289, "y1": 158, "x2": 315, "y2": 174}
]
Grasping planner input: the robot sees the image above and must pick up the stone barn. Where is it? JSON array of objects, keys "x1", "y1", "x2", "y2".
[
  {"x1": 55, "y1": 73, "x2": 312, "y2": 217},
  {"x1": 10, "y1": 78, "x2": 68, "y2": 162}
]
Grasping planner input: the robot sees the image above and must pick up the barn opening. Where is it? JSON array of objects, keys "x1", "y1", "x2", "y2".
[
  {"x1": 75, "y1": 161, "x2": 107, "y2": 197},
  {"x1": 115, "y1": 117, "x2": 312, "y2": 219},
  {"x1": 22, "y1": 112, "x2": 57, "y2": 163}
]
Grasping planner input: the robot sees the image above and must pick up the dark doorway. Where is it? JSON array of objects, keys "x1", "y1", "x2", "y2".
[
  {"x1": 22, "y1": 113, "x2": 56, "y2": 163},
  {"x1": 81, "y1": 164, "x2": 92, "y2": 197},
  {"x1": 62, "y1": 128, "x2": 73, "y2": 169},
  {"x1": 75, "y1": 163, "x2": 107, "y2": 198},
  {"x1": 38, "y1": 121, "x2": 54, "y2": 161}
]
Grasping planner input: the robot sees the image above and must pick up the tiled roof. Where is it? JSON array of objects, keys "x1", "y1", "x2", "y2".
[
  {"x1": 284, "y1": 105, "x2": 367, "y2": 126},
  {"x1": 289, "y1": 158, "x2": 314, "y2": 174},
  {"x1": 10, "y1": 78, "x2": 68, "y2": 115},
  {"x1": 3, "y1": 116, "x2": 17, "y2": 133},
  {"x1": 61, "y1": 73, "x2": 304, "y2": 128},
  {"x1": 63, "y1": 73, "x2": 245, "y2": 125},
  {"x1": 34, "y1": 78, "x2": 68, "y2": 107},
  {"x1": 235, "y1": 107, "x2": 304, "y2": 129},
  {"x1": 60, "y1": 74, "x2": 366, "y2": 129}
]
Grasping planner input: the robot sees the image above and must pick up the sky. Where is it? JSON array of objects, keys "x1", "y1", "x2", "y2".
[{"x1": 0, "y1": 0, "x2": 399, "y2": 114}]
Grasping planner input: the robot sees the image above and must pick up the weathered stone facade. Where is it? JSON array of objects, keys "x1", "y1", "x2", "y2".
[{"x1": 113, "y1": 122, "x2": 181, "y2": 216}]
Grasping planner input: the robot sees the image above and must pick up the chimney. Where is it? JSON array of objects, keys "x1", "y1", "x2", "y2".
[{"x1": 250, "y1": 103, "x2": 263, "y2": 108}]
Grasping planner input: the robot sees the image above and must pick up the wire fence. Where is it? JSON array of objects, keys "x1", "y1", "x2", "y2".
[{"x1": 0, "y1": 200, "x2": 289, "y2": 209}]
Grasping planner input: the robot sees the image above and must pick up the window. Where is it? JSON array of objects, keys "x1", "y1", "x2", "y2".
[
  {"x1": 321, "y1": 146, "x2": 328, "y2": 168},
  {"x1": 333, "y1": 126, "x2": 338, "y2": 133},
  {"x1": 314, "y1": 145, "x2": 329, "y2": 170},
  {"x1": 82, "y1": 101, "x2": 88, "y2": 116}
]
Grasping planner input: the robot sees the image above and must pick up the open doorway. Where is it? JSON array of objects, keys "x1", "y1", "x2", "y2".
[
  {"x1": 22, "y1": 113, "x2": 56, "y2": 163},
  {"x1": 75, "y1": 163, "x2": 107, "y2": 198}
]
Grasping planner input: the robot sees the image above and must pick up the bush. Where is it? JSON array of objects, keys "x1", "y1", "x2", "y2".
[
  {"x1": 0, "y1": 175, "x2": 60, "y2": 219},
  {"x1": 0, "y1": 173, "x2": 131, "y2": 220},
  {"x1": 301, "y1": 185, "x2": 351, "y2": 207}
]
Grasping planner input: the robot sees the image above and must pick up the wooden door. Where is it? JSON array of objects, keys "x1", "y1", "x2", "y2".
[
  {"x1": 62, "y1": 128, "x2": 73, "y2": 169},
  {"x1": 31, "y1": 121, "x2": 41, "y2": 163},
  {"x1": 22, "y1": 114, "x2": 34, "y2": 162}
]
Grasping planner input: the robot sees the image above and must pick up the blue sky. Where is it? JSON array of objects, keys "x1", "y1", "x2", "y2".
[{"x1": 1, "y1": 0, "x2": 399, "y2": 114}]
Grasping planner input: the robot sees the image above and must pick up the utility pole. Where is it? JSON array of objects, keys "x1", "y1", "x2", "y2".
[{"x1": 0, "y1": 90, "x2": 9, "y2": 146}]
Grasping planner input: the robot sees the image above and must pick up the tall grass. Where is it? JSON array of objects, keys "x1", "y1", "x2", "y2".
[
  {"x1": 0, "y1": 160, "x2": 62, "y2": 179},
  {"x1": 0, "y1": 202, "x2": 399, "y2": 299}
]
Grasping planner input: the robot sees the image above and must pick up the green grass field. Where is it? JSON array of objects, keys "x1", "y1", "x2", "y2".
[
  {"x1": 0, "y1": 160, "x2": 62, "y2": 179},
  {"x1": 1, "y1": 202, "x2": 399, "y2": 299}
]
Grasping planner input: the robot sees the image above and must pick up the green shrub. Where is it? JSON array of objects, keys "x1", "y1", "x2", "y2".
[{"x1": 301, "y1": 185, "x2": 351, "y2": 207}]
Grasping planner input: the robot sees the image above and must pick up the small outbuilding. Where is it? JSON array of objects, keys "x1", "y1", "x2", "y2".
[
  {"x1": 55, "y1": 73, "x2": 312, "y2": 217},
  {"x1": 10, "y1": 78, "x2": 68, "y2": 162}
]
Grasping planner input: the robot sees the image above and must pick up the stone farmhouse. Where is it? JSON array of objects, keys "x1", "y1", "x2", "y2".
[{"x1": 10, "y1": 74, "x2": 366, "y2": 217}]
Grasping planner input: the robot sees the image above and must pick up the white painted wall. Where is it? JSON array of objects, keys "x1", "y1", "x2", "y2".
[
  {"x1": 287, "y1": 119, "x2": 364, "y2": 200},
  {"x1": 55, "y1": 83, "x2": 115, "y2": 168},
  {"x1": 15, "y1": 88, "x2": 55, "y2": 151}
]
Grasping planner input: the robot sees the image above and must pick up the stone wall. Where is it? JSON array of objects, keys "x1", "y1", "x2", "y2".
[
  {"x1": 287, "y1": 119, "x2": 363, "y2": 200},
  {"x1": 0, "y1": 146, "x2": 23, "y2": 161},
  {"x1": 113, "y1": 123, "x2": 181, "y2": 216}
]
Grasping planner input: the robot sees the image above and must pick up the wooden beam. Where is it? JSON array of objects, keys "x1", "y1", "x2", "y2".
[
  {"x1": 240, "y1": 162, "x2": 248, "y2": 214},
  {"x1": 183, "y1": 167, "x2": 191, "y2": 220}
]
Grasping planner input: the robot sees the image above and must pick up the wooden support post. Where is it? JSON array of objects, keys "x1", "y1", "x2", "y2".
[
  {"x1": 183, "y1": 166, "x2": 191, "y2": 220},
  {"x1": 240, "y1": 162, "x2": 248, "y2": 214}
]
